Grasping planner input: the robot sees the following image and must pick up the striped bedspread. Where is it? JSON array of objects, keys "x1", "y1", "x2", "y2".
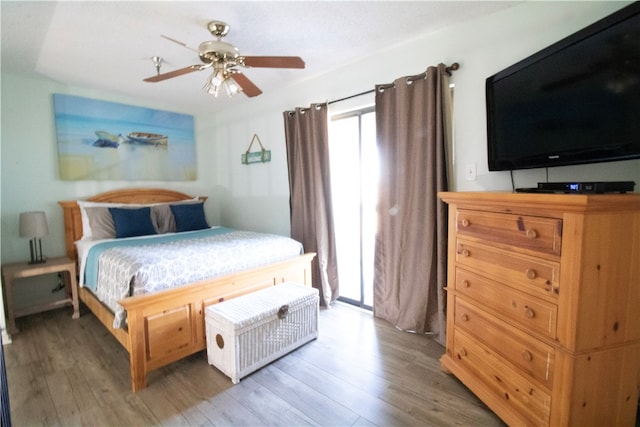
[{"x1": 79, "y1": 227, "x2": 303, "y2": 328}]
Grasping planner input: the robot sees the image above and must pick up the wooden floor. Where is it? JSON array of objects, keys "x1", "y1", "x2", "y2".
[{"x1": 4, "y1": 301, "x2": 504, "y2": 426}]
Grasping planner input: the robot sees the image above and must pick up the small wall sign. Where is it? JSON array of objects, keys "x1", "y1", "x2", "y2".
[{"x1": 241, "y1": 134, "x2": 271, "y2": 165}]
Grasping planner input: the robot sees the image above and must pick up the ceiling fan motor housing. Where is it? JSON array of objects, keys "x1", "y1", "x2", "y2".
[{"x1": 199, "y1": 40, "x2": 240, "y2": 64}]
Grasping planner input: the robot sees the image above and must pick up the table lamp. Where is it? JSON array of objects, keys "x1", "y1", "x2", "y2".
[{"x1": 19, "y1": 211, "x2": 49, "y2": 264}]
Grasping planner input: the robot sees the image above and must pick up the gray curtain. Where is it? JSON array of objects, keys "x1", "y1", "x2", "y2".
[
  {"x1": 373, "y1": 64, "x2": 451, "y2": 345},
  {"x1": 283, "y1": 103, "x2": 339, "y2": 307}
]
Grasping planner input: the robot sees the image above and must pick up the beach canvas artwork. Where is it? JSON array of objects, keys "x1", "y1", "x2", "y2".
[{"x1": 53, "y1": 94, "x2": 196, "y2": 181}]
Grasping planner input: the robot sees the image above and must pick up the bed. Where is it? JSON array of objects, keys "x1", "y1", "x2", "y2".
[{"x1": 59, "y1": 188, "x2": 315, "y2": 392}]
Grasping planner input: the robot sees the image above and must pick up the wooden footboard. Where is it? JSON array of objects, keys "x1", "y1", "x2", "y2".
[
  {"x1": 80, "y1": 252, "x2": 315, "y2": 391},
  {"x1": 123, "y1": 253, "x2": 316, "y2": 391}
]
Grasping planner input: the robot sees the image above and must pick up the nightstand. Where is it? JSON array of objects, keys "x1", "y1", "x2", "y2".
[{"x1": 1, "y1": 256, "x2": 79, "y2": 334}]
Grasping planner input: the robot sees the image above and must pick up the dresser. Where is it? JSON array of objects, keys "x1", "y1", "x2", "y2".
[{"x1": 439, "y1": 192, "x2": 640, "y2": 426}]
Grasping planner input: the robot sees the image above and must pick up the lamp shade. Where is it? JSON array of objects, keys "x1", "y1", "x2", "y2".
[{"x1": 19, "y1": 211, "x2": 49, "y2": 238}]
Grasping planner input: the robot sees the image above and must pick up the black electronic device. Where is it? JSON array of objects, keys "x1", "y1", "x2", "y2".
[
  {"x1": 514, "y1": 187, "x2": 554, "y2": 194},
  {"x1": 516, "y1": 181, "x2": 635, "y2": 193},
  {"x1": 486, "y1": 3, "x2": 640, "y2": 171},
  {"x1": 537, "y1": 181, "x2": 635, "y2": 193}
]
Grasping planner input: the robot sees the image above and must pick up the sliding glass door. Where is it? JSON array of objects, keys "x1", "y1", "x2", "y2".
[{"x1": 328, "y1": 107, "x2": 377, "y2": 309}]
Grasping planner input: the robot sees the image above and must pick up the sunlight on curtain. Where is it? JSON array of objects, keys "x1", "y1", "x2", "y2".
[{"x1": 373, "y1": 64, "x2": 452, "y2": 345}]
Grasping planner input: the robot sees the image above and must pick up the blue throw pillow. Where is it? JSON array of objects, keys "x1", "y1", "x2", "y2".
[
  {"x1": 170, "y1": 202, "x2": 209, "y2": 232},
  {"x1": 108, "y1": 207, "x2": 157, "y2": 238}
]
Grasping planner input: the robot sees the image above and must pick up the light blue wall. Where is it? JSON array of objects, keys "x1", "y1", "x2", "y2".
[
  {"x1": 0, "y1": 75, "x2": 221, "y2": 264},
  {"x1": 2, "y1": 1, "x2": 639, "y2": 267}
]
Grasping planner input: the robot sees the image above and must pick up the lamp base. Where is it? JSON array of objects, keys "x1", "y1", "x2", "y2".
[{"x1": 28, "y1": 238, "x2": 47, "y2": 264}]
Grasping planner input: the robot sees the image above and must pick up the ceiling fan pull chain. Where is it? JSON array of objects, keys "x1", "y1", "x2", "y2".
[{"x1": 152, "y1": 56, "x2": 163, "y2": 75}]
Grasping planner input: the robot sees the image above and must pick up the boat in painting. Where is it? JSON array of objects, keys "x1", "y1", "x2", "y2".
[
  {"x1": 93, "y1": 130, "x2": 124, "y2": 148},
  {"x1": 126, "y1": 132, "x2": 168, "y2": 146}
]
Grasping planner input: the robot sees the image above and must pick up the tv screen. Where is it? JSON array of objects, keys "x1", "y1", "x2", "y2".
[{"x1": 486, "y1": 2, "x2": 640, "y2": 171}]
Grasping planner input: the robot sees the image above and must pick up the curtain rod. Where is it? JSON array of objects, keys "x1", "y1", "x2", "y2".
[
  {"x1": 327, "y1": 62, "x2": 459, "y2": 105},
  {"x1": 328, "y1": 89, "x2": 375, "y2": 105},
  {"x1": 446, "y1": 62, "x2": 460, "y2": 75}
]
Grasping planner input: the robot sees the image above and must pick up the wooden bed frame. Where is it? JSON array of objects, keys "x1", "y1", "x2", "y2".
[{"x1": 59, "y1": 188, "x2": 315, "y2": 392}]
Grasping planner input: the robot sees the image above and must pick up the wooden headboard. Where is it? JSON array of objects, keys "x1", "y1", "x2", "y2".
[{"x1": 58, "y1": 188, "x2": 207, "y2": 265}]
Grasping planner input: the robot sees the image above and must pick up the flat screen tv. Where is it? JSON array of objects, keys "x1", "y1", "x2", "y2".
[{"x1": 486, "y1": 2, "x2": 640, "y2": 171}]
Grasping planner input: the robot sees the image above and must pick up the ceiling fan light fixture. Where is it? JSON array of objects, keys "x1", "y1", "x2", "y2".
[
  {"x1": 203, "y1": 70, "x2": 242, "y2": 98},
  {"x1": 222, "y1": 77, "x2": 242, "y2": 97},
  {"x1": 203, "y1": 74, "x2": 220, "y2": 96},
  {"x1": 210, "y1": 69, "x2": 226, "y2": 86}
]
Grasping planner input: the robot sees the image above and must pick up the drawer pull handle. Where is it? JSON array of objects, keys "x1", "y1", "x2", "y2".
[
  {"x1": 461, "y1": 249, "x2": 470, "y2": 257},
  {"x1": 525, "y1": 268, "x2": 537, "y2": 280},
  {"x1": 461, "y1": 314, "x2": 469, "y2": 322},
  {"x1": 461, "y1": 280, "x2": 470, "y2": 288},
  {"x1": 524, "y1": 307, "x2": 535, "y2": 319},
  {"x1": 526, "y1": 228, "x2": 538, "y2": 239},
  {"x1": 460, "y1": 218, "x2": 470, "y2": 227},
  {"x1": 459, "y1": 348, "x2": 468, "y2": 357},
  {"x1": 522, "y1": 350, "x2": 533, "y2": 362}
]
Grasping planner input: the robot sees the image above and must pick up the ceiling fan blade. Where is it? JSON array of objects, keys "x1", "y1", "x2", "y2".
[
  {"x1": 230, "y1": 73, "x2": 263, "y2": 97},
  {"x1": 143, "y1": 65, "x2": 203, "y2": 82},
  {"x1": 161, "y1": 34, "x2": 199, "y2": 53},
  {"x1": 243, "y1": 56, "x2": 305, "y2": 69}
]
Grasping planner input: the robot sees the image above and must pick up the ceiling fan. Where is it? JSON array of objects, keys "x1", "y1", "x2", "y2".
[{"x1": 143, "y1": 21, "x2": 305, "y2": 97}]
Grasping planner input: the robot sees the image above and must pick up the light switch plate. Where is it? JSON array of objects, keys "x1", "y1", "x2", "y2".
[{"x1": 465, "y1": 163, "x2": 477, "y2": 181}]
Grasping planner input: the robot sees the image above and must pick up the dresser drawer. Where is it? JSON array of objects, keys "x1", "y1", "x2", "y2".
[
  {"x1": 456, "y1": 209, "x2": 562, "y2": 256},
  {"x1": 455, "y1": 269, "x2": 558, "y2": 340},
  {"x1": 455, "y1": 239, "x2": 560, "y2": 299},
  {"x1": 454, "y1": 297, "x2": 554, "y2": 389},
  {"x1": 452, "y1": 329, "x2": 551, "y2": 426}
]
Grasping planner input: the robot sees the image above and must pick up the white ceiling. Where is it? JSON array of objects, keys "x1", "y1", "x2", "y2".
[{"x1": 1, "y1": 1, "x2": 519, "y2": 114}]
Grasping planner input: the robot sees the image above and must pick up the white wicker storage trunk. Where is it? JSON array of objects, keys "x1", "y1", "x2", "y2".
[{"x1": 205, "y1": 282, "x2": 319, "y2": 384}]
